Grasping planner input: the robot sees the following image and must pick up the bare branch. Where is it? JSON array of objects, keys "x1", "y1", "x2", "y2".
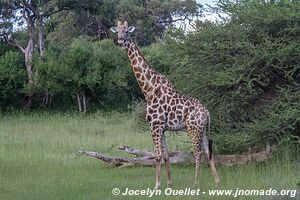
[
  {"x1": 23, "y1": 1, "x2": 39, "y2": 16},
  {"x1": 43, "y1": 7, "x2": 72, "y2": 18},
  {"x1": 78, "y1": 150, "x2": 156, "y2": 167},
  {"x1": 118, "y1": 145, "x2": 155, "y2": 157},
  {"x1": 4, "y1": 35, "x2": 25, "y2": 53},
  {"x1": 157, "y1": 14, "x2": 191, "y2": 25},
  {"x1": 20, "y1": 0, "x2": 37, "y2": 26}
]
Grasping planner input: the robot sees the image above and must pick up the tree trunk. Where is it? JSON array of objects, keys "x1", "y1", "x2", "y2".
[
  {"x1": 75, "y1": 91, "x2": 88, "y2": 112},
  {"x1": 24, "y1": 27, "x2": 34, "y2": 109},
  {"x1": 41, "y1": 90, "x2": 50, "y2": 107},
  {"x1": 82, "y1": 91, "x2": 87, "y2": 113},
  {"x1": 49, "y1": 94, "x2": 53, "y2": 106},
  {"x1": 76, "y1": 92, "x2": 82, "y2": 112},
  {"x1": 38, "y1": 17, "x2": 45, "y2": 59},
  {"x1": 37, "y1": 17, "x2": 49, "y2": 108}
]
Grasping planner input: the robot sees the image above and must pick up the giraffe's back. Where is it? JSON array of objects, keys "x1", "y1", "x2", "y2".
[{"x1": 146, "y1": 87, "x2": 209, "y2": 131}]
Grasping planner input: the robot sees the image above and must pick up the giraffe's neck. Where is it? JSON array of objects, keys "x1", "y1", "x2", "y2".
[{"x1": 124, "y1": 39, "x2": 173, "y2": 99}]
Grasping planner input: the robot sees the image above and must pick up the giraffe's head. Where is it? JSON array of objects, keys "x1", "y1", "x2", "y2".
[{"x1": 110, "y1": 21, "x2": 135, "y2": 44}]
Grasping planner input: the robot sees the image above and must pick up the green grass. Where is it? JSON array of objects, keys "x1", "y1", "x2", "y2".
[{"x1": 0, "y1": 112, "x2": 298, "y2": 200}]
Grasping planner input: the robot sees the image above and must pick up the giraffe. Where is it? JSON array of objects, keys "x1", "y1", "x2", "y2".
[{"x1": 110, "y1": 21, "x2": 220, "y2": 189}]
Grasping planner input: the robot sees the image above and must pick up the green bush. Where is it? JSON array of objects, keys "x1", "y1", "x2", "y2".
[
  {"x1": 0, "y1": 51, "x2": 25, "y2": 109},
  {"x1": 34, "y1": 39, "x2": 133, "y2": 111}
]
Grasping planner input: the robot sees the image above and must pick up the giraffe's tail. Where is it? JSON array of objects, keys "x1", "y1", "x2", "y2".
[
  {"x1": 208, "y1": 138, "x2": 213, "y2": 160},
  {"x1": 202, "y1": 112, "x2": 213, "y2": 160},
  {"x1": 207, "y1": 113, "x2": 213, "y2": 160}
]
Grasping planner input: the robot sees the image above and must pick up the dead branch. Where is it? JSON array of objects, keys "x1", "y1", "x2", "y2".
[
  {"x1": 78, "y1": 149, "x2": 156, "y2": 167},
  {"x1": 79, "y1": 145, "x2": 275, "y2": 168},
  {"x1": 118, "y1": 145, "x2": 154, "y2": 157},
  {"x1": 4, "y1": 35, "x2": 25, "y2": 53}
]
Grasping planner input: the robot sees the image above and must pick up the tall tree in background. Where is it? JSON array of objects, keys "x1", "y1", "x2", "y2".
[
  {"x1": 47, "y1": 0, "x2": 202, "y2": 46},
  {"x1": 0, "y1": 0, "x2": 103, "y2": 108},
  {"x1": 1, "y1": 0, "x2": 36, "y2": 108}
]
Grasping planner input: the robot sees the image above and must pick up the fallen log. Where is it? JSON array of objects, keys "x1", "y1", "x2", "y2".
[{"x1": 79, "y1": 145, "x2": 274, "y2": 167}]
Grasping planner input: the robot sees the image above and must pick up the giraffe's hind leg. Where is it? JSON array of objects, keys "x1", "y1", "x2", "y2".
[
  {"x1": 187, "y1": 125, "x2": 203, "y2": 186},
  {"x1": 202, "y1": 135, "x2": 220, "y2": 185}
]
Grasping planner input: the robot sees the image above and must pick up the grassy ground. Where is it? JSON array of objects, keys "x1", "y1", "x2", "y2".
[{"x1": 0, "y1": 112, "x2": 298, "y2": 200}]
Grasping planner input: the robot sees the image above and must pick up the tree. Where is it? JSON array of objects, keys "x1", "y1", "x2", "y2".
[
  {"x1": 0, "y1": 0, "x2": 36, "y2": 108},
  {"x1": 46, "y1": 0, "x2": 202, "y2": 46},
  {"x1": 33, "y1": 45, "x2": 66, "y2": 107},
  {"x1": 0, "y1": 0, "x2": 100, "y2": 108},
  {"x1": 36, "y1": 38, "x2": 130, "y2": 112}
]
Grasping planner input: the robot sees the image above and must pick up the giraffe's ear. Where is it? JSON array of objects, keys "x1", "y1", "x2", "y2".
[
  {"x1": 128, "y1": 26, "x2": 135, "y2": 33},
  {"x1": 110, "y1": 27, "x2": 117, "y2": 33}
]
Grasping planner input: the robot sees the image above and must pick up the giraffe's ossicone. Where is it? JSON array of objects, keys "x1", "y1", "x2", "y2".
[{"x1": 110, "y1": 21, "x2": 220, "y2": 189}]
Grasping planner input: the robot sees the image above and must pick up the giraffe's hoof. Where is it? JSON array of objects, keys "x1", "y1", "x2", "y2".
[
  {"x1": 154, "y1": 184, "x2": 161, "y2": 190},
  {"x1": 215, "y1": 179, "x2": 220, "y2": 186},
  {"x1": 167, "y1": 181, "x2": 173, "y2": 188},
  {"x1": 193, "y1": 181, "x2": 199, "y2": 188}
]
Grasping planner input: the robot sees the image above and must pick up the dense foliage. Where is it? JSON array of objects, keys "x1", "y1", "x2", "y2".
[
  {"x1": 0, "y1": 50, "x2": 25, "y2": 108},
  {"x1": 0, "y1": 0, "x2": 299, "y2": 153},
  {"x1": 33, "y1": 38, "x2": 132, "y2": 110},
  {"x1": 45, "y1": 0, "x2": 201, "y2": 46}
]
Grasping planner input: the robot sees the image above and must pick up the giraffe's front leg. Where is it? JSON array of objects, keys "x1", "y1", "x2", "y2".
[
  {"x1": 162, "y1": 134, "x2": 172, "y2": 188},
  {"x1": 151, "y1": 126, "x2": 164, "y2": 190}
]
